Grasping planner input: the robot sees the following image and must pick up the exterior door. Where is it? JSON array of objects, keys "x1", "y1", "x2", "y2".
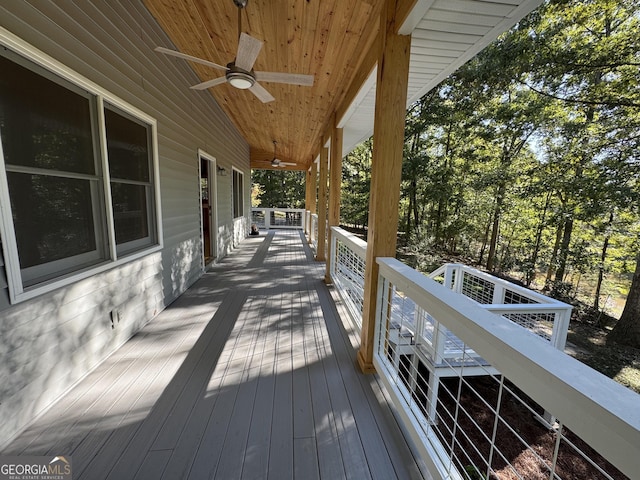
[{"x1": 199, "y1": 152, "x2": 217, "y2": 266}]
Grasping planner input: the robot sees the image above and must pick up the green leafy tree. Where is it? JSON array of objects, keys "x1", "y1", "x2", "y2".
[
  {"x1": 251, "y1": 169, "x2": 305, "y2": 208},
  {"x1": 341, "y1": 138, "x2": 372, "y2": 230}
]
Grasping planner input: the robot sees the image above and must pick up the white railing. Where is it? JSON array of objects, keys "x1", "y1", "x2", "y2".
[
  {"x1": 430, "y1": 264, "x2": 572, "y2": 351},
  {"x1": 310, "y1": 213, "x2": 319, "y2": 253},
  {"x1": 374, "y1": 258, "x2": 639, "y2": 480},
  {"x1": 251, "y1": 208, "x2": 306, "y2": 230},
  {"x1": 329, "y1": 227, "x2": 367, "y2": 331},
  {"x1": 305, "y1": 210, "x2": 311, "y2": 235}
]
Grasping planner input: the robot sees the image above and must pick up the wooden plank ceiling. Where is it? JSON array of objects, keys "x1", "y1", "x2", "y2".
[
  {"x1": 143, "y1": 0, "x2": 384, "y2": 170},
  {"x1": 144, "y1": 0, "x2": 544, "y2": 170}
]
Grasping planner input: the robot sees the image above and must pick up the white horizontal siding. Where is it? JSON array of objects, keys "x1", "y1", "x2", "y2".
[{"x1": 0, "y1": 0, "x2": 250, "y2": 447}]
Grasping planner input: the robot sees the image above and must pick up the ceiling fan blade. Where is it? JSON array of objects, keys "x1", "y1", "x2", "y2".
[
  {"x1": 190, "y1": 77, "x2": 228, "y2": 90},
  {"x1": 155, "y1": 47, "x2": 228, "y2": 71},
  {"x1": 235, "y1": 33, "x2": 263, "y2": 71},
  {"x1": 280, "y1": 162, "x2": 297, "y2": 166},
  {"x1": 255, "y1": 71, "x2": 314, "y2": 86},
  {"x1": 249, "y1": 82, "x2": 275, "y2": 103}
]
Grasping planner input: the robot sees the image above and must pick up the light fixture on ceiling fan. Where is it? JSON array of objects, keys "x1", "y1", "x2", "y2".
[
  {"x1": 154, "y1": 0, "x2": 314, "y2": 103},
  {"x1": 271, "y1": 141, "x2": 296, "y2": 168}
]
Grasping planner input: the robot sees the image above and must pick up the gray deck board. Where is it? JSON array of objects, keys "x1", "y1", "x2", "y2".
[{"x1": 3, "y1": 230, "x2": 425, "y2": 479}]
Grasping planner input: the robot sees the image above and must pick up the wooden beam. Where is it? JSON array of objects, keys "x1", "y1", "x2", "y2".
[
  {"x1": 325, "y1": 124, "x2": 344, "y2": 284},
  {"x1": 358, "y1": 0, "x2": 412, "y2": 374},
  {"x1": 315, "y1": 148, "x2": 329, "y2": 261}
]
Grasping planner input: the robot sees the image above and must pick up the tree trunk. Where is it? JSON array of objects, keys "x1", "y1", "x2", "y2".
[
  {"x1": 486, "y1": 182, "x2": 506, "y2": 271},
  {"x1": 411, "y1": 179, "x2": 419, "y2": 233},
  {"x1": 545, "y1": 222, "x2": 564, "y2": 289},
  {"x1": 405, "y1": 187, "x2": 412, "y2": 239},
  {"x1": 608, "y1": 252, "x2": 640, "y2": 348},
  {"x1": 526, "y1": 192, "x2": 551, "y2": 286},
  {"x1": 594, "y1": 212, "x2": 614, "y2": 311},
  {"x1": 555, "y1": 216, "x2": 574, "y2": 283},
  {"x1": 478, "y1": 215, "x2": 491, "y2": 265}
]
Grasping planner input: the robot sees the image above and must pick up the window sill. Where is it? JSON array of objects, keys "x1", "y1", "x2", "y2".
[{"x1": 10, "y1": 244, "x2": 162, "y2": 304}]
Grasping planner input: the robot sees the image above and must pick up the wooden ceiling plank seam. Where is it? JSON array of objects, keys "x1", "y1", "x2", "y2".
[
  {"x1": 317, "y1": 3, "x2": 367, "y2": 129},
  {"x1": 150, "y1": 0, "x2": 232, "y2": 97}
]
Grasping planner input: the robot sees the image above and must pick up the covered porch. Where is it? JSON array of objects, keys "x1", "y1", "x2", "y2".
[{"x1": 3, "y1": 230, "x2": 425, "y2": 480}]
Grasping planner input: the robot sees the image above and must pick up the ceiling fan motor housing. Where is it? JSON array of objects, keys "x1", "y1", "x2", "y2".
[
  {"x1": 233, "y1": 0, "x2": 249, "y2": 8},
  {"x1": 226, "y1": 63, "x2": 255, "y2": 89}
]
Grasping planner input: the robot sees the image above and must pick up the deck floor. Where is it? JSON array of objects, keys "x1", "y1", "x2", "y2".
[{"x1": 4, "y1": 230, "x2": 425, "y2": 479}]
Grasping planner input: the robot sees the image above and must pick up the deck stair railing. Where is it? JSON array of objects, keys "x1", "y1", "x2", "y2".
[
  {"x1": 429, "y1": 263, "x2": 572, "y2": 351},
  {"x1": 323, "y1": 226, "x2": 639, "y2": 480}
]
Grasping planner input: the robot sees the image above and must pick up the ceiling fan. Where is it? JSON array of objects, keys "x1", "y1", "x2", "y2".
[
  {"x1": 271, "y1": 141, "x2": 296, "y2": 168},
  {"x1": 154, "y1": 0, "x2": 314, "y2": 103}
]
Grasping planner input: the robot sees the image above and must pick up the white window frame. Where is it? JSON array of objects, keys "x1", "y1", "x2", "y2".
[
  {"x1": 232, "y1": 167, "x2": 245, "y2": 219},
  {"x1": 0, "y1": 27, "x2": 163, "y2": 304}
]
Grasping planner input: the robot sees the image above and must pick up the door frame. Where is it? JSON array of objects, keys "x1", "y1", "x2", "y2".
[{"x1": 198, "y1": 149, "x2": 218, "y2": 269}]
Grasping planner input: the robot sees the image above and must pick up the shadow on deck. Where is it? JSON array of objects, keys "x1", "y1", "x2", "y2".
[{"x1": 4, "y1": 230, "x2": 425, "y2": 479}]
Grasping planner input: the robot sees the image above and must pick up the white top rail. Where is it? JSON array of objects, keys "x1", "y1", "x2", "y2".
[
  {"x1": 251, "y1": 208, "x2": 306, "y2": 230},
  {"x1": 376, "y1": 257, "x2": 640, "y2": 479},
  {"x1": 432, "y1": 263, "x2": 569, "y2": 306},
  {"x1": 330, "y1": 226, "x2": 367, "y2": 258}
]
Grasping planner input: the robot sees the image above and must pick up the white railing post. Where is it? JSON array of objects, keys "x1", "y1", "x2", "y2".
[
  {"x1": 492, "y1": 284, "x2": 506, "y2": 304},
  {"x1": 443, "y1": 264, "x2": 455, "y2": 290},
  {"x1": 329, "y1": 231, "x2": 338, "y2": 283},
  {"x1": 451, "y1": 264, "x2": 463, "y2": 294},
  {"x1": 551, "y1": 307, "x2": 572, "y2": 351}
]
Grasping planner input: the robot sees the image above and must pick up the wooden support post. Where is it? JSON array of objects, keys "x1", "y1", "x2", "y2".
[
  {"x1": 357, "y1": 0, "x2": 411, "y2": 374},
  {"x1": 325, "y1": 126, "x2": 343, "y2": 284},
  {"x1": 316, "y1": 147, "x2": 329, "y2": 261}
]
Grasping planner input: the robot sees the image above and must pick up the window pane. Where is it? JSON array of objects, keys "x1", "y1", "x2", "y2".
[
  {"x1": 0, "y1": 54, "x2": 95, "y2": 175},
  {"x1": 105, "y1": 107, "x2": 150, "y2": 182},
  {"x1": 7, "y1": 172, "x2": 98, "y2": 269},
  {"x1": 111, "y1": 182, "x2": 149, "y2": 245}
]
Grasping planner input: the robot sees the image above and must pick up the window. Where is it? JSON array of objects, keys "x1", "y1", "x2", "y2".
[
  {"x1": 104, "y1": 105, "x2": 156, "y2": 255},
  {"x1": 232, "y1": 169, "x2": 244, "y2": 218},
  {"x1": 0, "y1": 46, "x2": 159, "y2": 300}
]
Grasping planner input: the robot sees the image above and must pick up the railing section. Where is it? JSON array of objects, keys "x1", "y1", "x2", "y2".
[
  {"x1": 430, "y1": 264, "x2": 572, "y2": 351},
  {"x1": 310, "y1": 213, "x2": 319, "y2": 253},
  {"x1": 329, "y1": 226, "x2": 367, "y2": 331},
  {"x1": 251, "y1": 208, "x2": 306, "y2": 230},
  {"x1": 374, "y1": 258, "x2": 639, "y2": 480}
]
